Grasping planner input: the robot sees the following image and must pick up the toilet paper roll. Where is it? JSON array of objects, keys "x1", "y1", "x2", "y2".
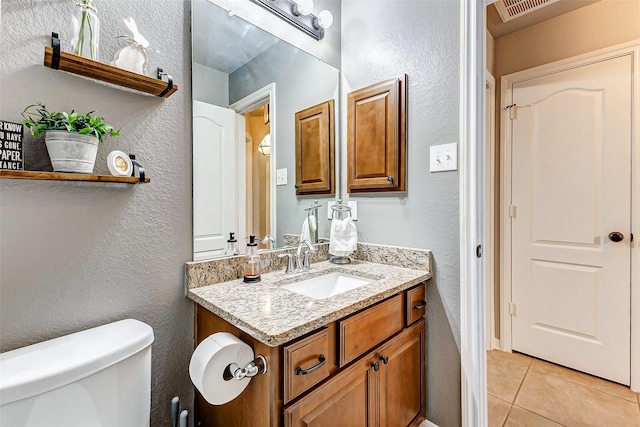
[{"x1": 189, "y1": 332, "x2": 254, "y2": 405}]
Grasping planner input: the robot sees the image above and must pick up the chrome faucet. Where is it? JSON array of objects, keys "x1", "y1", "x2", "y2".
[
  {"x1": 261, "y1": 235, "x2": 275, "y2": 249},
  {"x1": 295, "y1": 239, "x2": 316, "y2": 271}
]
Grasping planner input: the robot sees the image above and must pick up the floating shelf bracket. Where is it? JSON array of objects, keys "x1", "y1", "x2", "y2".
[
  {"x1": 44, "y1": 32, "x2": 178, "y2": 98},
  {"x1": 129, "y1": 153, "x2": 146, "y2": 183}
]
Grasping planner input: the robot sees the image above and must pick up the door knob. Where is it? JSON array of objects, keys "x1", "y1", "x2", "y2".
[{"x1": 608, "y1": 232, "x2": 624, "y2": 242}]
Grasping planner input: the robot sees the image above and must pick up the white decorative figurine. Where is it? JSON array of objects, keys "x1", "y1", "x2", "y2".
[{"x1": 111, "y1": 17, "x2": 155, "y2": 75}]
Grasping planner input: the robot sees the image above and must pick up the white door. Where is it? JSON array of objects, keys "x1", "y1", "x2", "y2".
[
  {"x1": 510, "y1": 55, "x2": 632, "y2": 384},
  {"x1": 193, "y1": 101, "x2": 245, "y2": 261}
]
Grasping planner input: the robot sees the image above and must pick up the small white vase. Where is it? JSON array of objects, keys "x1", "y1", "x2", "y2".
[{"x1": 45, "y1": 131, "x2": 99, "y2": 174}]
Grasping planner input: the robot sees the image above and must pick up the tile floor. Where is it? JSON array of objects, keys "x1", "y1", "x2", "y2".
[{"x1": 487, "y1": 350, "x2": 640, "y2": 427}]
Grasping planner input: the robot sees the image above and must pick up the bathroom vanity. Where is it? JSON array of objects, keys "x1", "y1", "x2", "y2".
[{"x1": 187, "y1": 247, "x2": 431, "y2": 427}]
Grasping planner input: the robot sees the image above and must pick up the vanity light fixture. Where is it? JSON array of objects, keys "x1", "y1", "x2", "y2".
[
  {"x1": 249, "y1": 0, "x2": 333, "y2": 40},
  {"x1": 291, "y1": 0, "x2": 313, "y2": 16}
]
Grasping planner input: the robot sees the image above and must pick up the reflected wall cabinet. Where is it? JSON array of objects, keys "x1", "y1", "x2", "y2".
[
  {"x1": 347, "y1": 75, "x2": 407, "y2": 193},
  {"x1": 295, "y1": 99, "x2": 335, "y2": 195}
]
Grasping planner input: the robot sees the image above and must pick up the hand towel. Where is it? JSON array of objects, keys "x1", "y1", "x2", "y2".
[
  {"x1": 301, "y1": 217, "x2": 312, "y2": 242},
  {"x1": 329, "y1": 217, "x2": 358, "y2": 257}
]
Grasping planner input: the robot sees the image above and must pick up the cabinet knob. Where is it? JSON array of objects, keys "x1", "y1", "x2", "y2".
[
  {"x1": 380, "y1": 355, "x2": 389, "y2": 365},
  {"x1": 371, "y1": 361, "x2": 380, "y2": 372},
  {"x1": 387, "y1": 176, "x2": 394, "y2": 183}
]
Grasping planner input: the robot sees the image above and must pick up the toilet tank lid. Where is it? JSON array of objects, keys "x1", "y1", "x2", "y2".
[{"x1": 0, "y1": 319, "x2": 154, "y2": 406}]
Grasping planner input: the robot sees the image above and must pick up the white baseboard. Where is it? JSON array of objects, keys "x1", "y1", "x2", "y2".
[{"x1": 420, "y1": 420, "x2": 440, "y2": 427}]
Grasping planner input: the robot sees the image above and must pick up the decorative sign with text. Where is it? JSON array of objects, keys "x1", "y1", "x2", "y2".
[{"x1": 0, "y1": 120, "x2": 24, "y2": 170}]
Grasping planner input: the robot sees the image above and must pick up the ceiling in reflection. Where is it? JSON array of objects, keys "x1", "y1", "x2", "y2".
[{"x1": 192, "y1": 2, "x2": 279, "y2": 73}]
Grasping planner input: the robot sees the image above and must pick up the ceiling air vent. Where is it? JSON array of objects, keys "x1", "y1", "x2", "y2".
[{"x1": 495, "y1": 0, "x2": 560, "y2": 22}]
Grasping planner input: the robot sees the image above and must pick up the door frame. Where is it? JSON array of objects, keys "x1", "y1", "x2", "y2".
[
  {"x1": 460, "y1": 0, "x2": 487, "y2": 425},
  {"x1": 499, "y1": 40, "x2": 640, "y2": 391},
  {"x1": 230, "y1": 83, "x2": 277, "y2": 243}
]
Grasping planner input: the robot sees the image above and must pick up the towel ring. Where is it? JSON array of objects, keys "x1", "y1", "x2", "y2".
[{"x1": 331, "y1": 199, "x2": 352, "y2": 220}]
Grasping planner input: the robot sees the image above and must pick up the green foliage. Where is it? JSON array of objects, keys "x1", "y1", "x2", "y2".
[{"x1": 22, "y1": 103, "x2": 120, "y2": 143}]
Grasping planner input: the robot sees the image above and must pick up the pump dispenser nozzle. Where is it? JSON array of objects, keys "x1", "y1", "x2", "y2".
[
  {"x1": 243, "y1": 235, "x2": 261, "y2": 282},
  {"x1": 225, "y1": 232, "x2": 239, "y2": 256}
]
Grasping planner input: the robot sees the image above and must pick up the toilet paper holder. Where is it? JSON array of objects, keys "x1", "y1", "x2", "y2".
[{"x1": 223, "y1": 355, "x2": 268, "y2": 381}]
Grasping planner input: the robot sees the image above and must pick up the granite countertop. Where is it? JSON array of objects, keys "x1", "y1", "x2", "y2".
[{"x1": 187, "y1": 260, "x2": 431, "y2": 347}]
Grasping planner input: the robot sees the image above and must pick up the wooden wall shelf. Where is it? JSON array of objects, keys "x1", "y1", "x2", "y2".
[
  {"x1": 43, "y1": 39, "x2": 177, "y2": 98},
  {"x1": 0, "y1": 170, "x2": 150, "y2": 184}
]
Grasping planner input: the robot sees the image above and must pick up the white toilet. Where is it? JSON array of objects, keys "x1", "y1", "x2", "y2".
[{"x1": 0, "y1": 319, "x2": 154, "y2": 427}]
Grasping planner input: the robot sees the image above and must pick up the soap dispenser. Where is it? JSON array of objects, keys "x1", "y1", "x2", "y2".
[
  {"x1": 225, "y1": 232, "x2": 239, "y2": 256},
  {"x1": 243, "y1": 235, "x2": 261, "y2": 283}
]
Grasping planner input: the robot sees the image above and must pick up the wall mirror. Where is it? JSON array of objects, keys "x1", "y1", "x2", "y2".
[{"x1": 192, "y1": 0, "x2": 339, "y2": 261}]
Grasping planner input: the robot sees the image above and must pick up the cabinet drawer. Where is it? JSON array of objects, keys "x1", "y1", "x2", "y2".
[
  {"x1": 405, "y1": 284, "x2": 426, "y2": 325},
  {"x1": 339, "y1": 294, "x2": 404, "y2": 366},
  {"x1": 284, "y1": 328, "x2": 331, "y2": 402}
]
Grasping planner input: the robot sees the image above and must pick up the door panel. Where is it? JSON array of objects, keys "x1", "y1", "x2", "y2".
[
  {"x1": 510, "y1": 55, "x2": 632, "y2": 384},
  {"x1": 532, "y1": 90, "x2": 601, "y2": 245}
]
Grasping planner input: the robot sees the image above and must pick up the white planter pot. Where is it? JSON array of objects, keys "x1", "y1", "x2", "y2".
[{"x1": 45, "y1": 130, "x2": 99, "y2": 174}]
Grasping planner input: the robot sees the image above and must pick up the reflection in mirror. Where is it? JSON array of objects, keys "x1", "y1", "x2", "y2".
[{"x1": 192, "y1": 0, "x2": 339, "y2": 261}]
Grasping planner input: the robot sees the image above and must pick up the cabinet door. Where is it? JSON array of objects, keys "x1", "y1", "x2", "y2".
[
  {"x1": 347, "y1": 75, "x2": 406, "y2": 193},
  {"x1": 295, "y1": 99, "x2": 335, "y2": 195},
  {"x1": 379, "y1": 320, "x2": 426, "y2": 427},
  {"x1": 284, "y1": 356, "x2": 377, "y2": 427}
]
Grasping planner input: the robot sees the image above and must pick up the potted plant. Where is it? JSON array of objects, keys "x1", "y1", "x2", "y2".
[{"x1": 22, "y1": 103, "x2": 119, "y2": 173}]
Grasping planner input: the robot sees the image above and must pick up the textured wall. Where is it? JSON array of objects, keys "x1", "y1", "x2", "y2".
[
  {"x1": 341, "y1": 1, "x2": 462, "y2": 425},
  {"x1": 494, "y1": 0, "x2": 640, "y2": 78},
  {"x1": 0, "y1": 1, "x2": 193, "y2": 425}
]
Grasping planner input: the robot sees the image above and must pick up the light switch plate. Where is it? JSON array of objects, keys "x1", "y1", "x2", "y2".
[
  {"x1": 430, "y1": 143, "x2": 458, "y2": 172},
  {"x1": 328, "y1": 200, "x2": 358, "y2": 220},
  {"x1": 276, "y1": 168, "x2": 287, "y2": 186}
]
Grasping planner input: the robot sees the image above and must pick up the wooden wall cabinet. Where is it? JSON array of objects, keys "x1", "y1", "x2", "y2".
[
  {"x1": 194, "y1": 282, "x2": 426, "y2": 427},
  {"x1": 347, "y1": 75, "x2": 407, "y2": 193},
  {"x1": 295, "y1": 99, "x2": 335, "y2": 195}
]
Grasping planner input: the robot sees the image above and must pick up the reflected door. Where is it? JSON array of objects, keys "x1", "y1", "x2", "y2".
[
  {"x1": 510, "y1": 55, "x2": 632, "y2": 384},
  {"x1": 193, "y1": 101, "x2": 245, "y2": 260}
]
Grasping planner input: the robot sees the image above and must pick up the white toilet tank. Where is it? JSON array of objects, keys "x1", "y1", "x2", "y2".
[{"x1": 0, "y1": 319, "x2": 154, "y2": 427}]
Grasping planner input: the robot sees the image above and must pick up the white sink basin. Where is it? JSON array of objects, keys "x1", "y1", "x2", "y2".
[{"x1": 282, "y1": 272, "x2": 374, "y2": 300}]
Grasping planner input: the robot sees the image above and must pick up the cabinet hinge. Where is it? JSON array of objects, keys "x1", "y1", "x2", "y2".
[
  {"x1": 476, "y1": 245, "x2": 482, "y2": 259},
  {"x1": 506, "y1": 103, "x2": 517, "y2": 120},
  {"x1": 509, "y1": 205, "x2": 517, "y2": 218},
  {"x1": 509, "y1": 302, "x2": 516, "y2": 316}
]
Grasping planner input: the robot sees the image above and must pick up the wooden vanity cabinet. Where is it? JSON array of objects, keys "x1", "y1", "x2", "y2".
[
  {"x1": 194, "y1": 282, "x2": 426, "y2": 427},
  {"x1": 284, "y1": 320, "x2": 425, "y2": 427}
]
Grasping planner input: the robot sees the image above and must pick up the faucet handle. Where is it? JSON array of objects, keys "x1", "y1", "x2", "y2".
[
  {"x1": 278, "y1": 253, "x2": 295, "y2": 274},
  {"x1": 302, "y1": 250, "x2": 313, "y2": 270}
]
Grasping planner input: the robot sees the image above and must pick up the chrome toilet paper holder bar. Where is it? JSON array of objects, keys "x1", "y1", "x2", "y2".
[{"x1": 223, "y1": 355, "x2": 268, "y2": 381}]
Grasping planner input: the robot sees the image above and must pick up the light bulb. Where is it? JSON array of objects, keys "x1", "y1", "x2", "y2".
[
  {"x1": 292, "y1": 0, "x2": 314, "y2": 16},
  {"x1": 314, "y1": 9, "x2": 333, "y2": 29}
]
